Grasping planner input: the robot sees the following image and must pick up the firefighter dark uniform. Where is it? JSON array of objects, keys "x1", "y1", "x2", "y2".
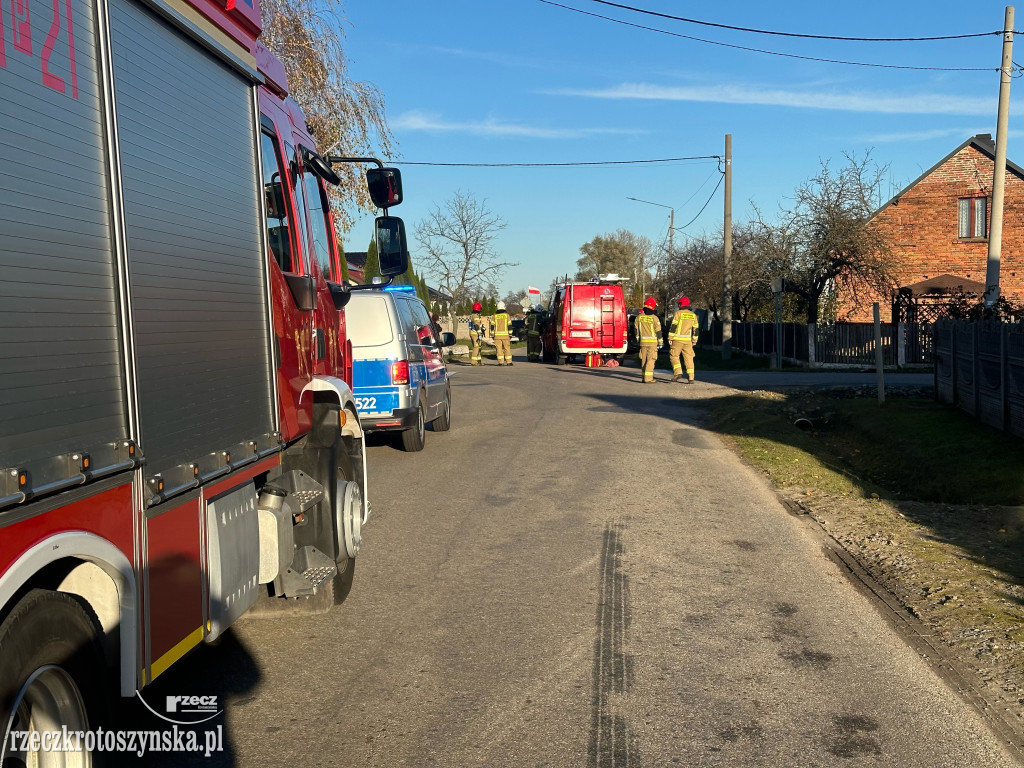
[
  {"x1": 493, "y1": 302, "x2": 512, "y2": 365},
  {"x1": 525, "y1": 307, "x2": 544, "y2": 361},
  {"x1": 635, "y1": 297, "x2": 661, "y2": 383},
  {"x1": 668, "y1": 297, "x2": 699, "y2": 383},
  {"x1": 469, "y1": 302, "x2": 485, "y2": 365}
]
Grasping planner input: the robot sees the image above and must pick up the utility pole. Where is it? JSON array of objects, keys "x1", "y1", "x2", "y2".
[
  {"x1": 722, "y1": 134, "x2": 733, "y2": 360},
  {"x1": 985, "y1": 5, "x2": 1014, "y2": 307}
]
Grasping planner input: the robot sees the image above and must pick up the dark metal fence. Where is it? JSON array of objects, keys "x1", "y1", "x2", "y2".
[
  {"x1": 814, "y1": 323, "x2": 896, "y2": 366},
  {"x1": 710, "y1": 320, "x2": 931, "y2": 367},
  {"x1": 934, "y1": 319, "x2": 1024, "y2": 438}
]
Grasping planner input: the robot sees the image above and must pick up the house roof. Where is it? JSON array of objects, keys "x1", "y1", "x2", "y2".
[
  {"x1": 873, "y1": 134, "x2": 1024, "y2": 216},
  {"x1": 902, "y1": 273, "x2": 985, "y2": 296},
  {"x1": 345, "y1": 251, "x2": 367, "y2": 268}
]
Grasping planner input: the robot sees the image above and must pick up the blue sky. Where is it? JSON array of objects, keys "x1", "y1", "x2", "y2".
[{"x1": 338, "y1": 0, "x2": 1019, "y2": 298}]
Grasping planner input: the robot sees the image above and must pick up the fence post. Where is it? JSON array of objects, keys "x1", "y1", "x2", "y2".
[
  {"x1": 873, "y1": 303, "x2": 885, "y2": 405},
  {"x1": 808, "y1": 323, "x2": 816, "y2": 365},
  {"x1": 1002, "y1": 323, "x2": 1008, "y2": 429},
  {"x1": 974, "y1": 322, "x2": 980, "y2": 417},
  {"x1": 897, "y1": 322, "x2": 906, "y2": 367}
]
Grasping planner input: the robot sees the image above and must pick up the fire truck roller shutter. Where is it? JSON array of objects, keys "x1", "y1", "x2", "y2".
[
  {"x1": 0, "y1": 0, "x2": 130, "y2": 488},
  {"x1": 110, "y1": 0, "x2": 274, "y2": 486}
]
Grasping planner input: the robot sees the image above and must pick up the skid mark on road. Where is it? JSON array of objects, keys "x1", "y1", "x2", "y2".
[{"x1": 589, "y1": 522, "x2": 640, "y2": 768}]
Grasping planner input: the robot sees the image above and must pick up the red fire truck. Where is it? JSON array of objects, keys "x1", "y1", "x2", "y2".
[
  {"x1": 542, "y1": 276, "x2": 629, "y2": 365},
  {"x1": 0, "y1": 0, "x2": 407, "y2": 753}
]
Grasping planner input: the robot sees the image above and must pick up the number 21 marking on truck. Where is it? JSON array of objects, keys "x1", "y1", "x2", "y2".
[{"x1": 1, "y1": 0, "x2": 79, "y2": 98}]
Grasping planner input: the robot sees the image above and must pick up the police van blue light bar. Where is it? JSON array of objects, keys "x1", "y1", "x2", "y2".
[{"x1": 382, "y1": 284, "x2": 416, "y2": 292}]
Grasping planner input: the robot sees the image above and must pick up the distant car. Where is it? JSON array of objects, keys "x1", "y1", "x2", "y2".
[{"x1": 510, "y1": 318, "x2": 527, "y2": 341}]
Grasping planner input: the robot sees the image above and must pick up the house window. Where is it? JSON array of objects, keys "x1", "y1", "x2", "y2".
[{"x1": 958, "y1": 196, "x2": 987, "y2": 239}]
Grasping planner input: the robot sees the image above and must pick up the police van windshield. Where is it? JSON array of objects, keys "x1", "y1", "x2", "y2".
[{"x1": 347, "y1": 296, "x2": 395, "y2": 347}]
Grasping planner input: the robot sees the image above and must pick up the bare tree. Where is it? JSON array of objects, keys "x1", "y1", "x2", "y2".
[
  {"x1": 415, "y1": 192, "x2": 516, "y2": 309},
  {"x1": 661, "y1": 226, "x2": 772, "y2": 321},
  {"x1": 577, "y1": 229, "x2": 655, "y2": 306},
  {"x1": 261, "y1": 0, "x2": 394, "y2": 232},
  {"x1": 754, "y1": 152, "x2": 898, "y2": 324}
]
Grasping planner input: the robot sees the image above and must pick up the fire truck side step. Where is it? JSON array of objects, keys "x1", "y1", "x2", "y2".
[
  {"x1": 274, "y1": 545, "x2": 337, "y2": 597},
  {"x1": 270, "y1": 470, "x2": 325, "y2": 515}
]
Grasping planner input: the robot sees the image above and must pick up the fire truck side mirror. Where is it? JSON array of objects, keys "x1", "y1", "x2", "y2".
[
  {"x1": 375, "y1": 216, "x2": 409, "y2": 277},
  {"x1": 302, "y1": 146, "x2": 341, "y2": 186},
  {"x1": 329, "y1": 281, "x2": 352, "y2": 310},
  {"x1": 366, "y1": 167, "x2": 403, "y2": 209}
]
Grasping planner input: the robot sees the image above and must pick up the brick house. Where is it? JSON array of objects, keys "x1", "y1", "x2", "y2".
[
  {"x1": 836, "y1": 134, "x2": 1024, "y2": 322},
  {"x1": 345, "y1": 251, "x2": 367, "y2": 283}
]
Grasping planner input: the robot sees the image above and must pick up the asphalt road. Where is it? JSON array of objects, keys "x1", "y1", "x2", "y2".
[{"x1": 140, "y1": 349, "x2": 1019, "y2": 767}]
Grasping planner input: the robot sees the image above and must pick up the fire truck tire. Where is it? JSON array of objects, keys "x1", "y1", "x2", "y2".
[
  {"x1": 331, "y1": 559, "x2": 356, "y2": 605},
  {"x1": 556, "y1": 353, "x2": 568, "y2": 366},
  {"x1": 401, "y1": 399, "x2": 426, "y2": 452},
  {"x1": 0, "y1": 589, "x2": 111, "y2": 766},
  {"x1": 431, "y1": 385, "x2": 452, "y2": 432}
]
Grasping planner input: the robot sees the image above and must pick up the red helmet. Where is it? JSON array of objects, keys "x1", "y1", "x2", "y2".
[
  {"x1": 643, "y1": 297, "x2": 657, "y2": 309},
  {"x1": 472, "y1": 302, "x2": 482, "y2": 312},
  {"x1": 677, "y1": 296, "x2": 690, "y2": 308}
]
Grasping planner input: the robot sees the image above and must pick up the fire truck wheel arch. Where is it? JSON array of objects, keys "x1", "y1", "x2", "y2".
[{"x1": 0, "y1": 533, "x2": 137, "y2": 698}]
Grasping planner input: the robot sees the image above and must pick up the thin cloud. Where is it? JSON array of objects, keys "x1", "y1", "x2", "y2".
[
  {"x1": 391, "y1": 110, "x2": 645, "y2": 139},
  {"x1": 859, "y1": 127, "x2": 992, "y2": 143},
  {"x1": 550, "y1": 82, "x2": 994, "y2": 116},
  {"x1": 403, "y1": 44, "x2": 546, "y2": 70}
]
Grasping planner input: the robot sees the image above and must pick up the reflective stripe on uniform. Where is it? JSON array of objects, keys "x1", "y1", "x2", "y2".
[
  {"x1": 636, "y1": 313, "x2": 658, "y2": 343},
  {"x1": 494, "y1": 312, "x2": 510, "y2": 338},
  {"x1": 669, "y1": 310, "x2": 698, "y2": 342}
]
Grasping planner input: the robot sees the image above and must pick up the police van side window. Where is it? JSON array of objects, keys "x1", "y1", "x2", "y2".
[
  {"x1": 410, "y1": 301, "x2": 436, "y2": 344},
  {"x1": 260, "y1": 131, "x2": 295, "y2": 273},
  {"x1": 301, "y1": 157, "x2": 336, "y2": 280},
  {"x1": 395, "y1": 297, "x2": 417, "y2": 339}
]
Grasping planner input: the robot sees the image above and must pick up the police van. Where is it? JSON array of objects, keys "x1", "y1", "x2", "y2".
[{"x1": 346, "y1": 285, "x2": 455, "y2": 451}]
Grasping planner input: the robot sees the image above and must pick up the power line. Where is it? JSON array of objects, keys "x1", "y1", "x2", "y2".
[
  {"x1": 675, "y1": 174, "x2": 724, "y2": 232},
  {"x1": 537, "y1": 1, "x2": 997, "y2": 71},
  {"x1": 582, "y1": 0, "x2": 1000, "y2": 42},
  {"x1": 400, "y1": 155, "x2": 721, "y2": 167}
]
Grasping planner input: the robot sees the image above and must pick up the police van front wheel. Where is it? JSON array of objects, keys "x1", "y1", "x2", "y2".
[{"x1": 401, "y1": 400, "x2": 426, "y2": 452}]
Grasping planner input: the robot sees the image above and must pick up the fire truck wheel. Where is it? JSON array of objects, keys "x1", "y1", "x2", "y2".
[
  {"x1": 556, "y1": 353, "x2": 568, "y2": 366},
  {"x1": 0, "y1": 589, "x2": 110, "y2": 766},
  {"x1": 431, "y1": 385, "x2": 452, "y2": 432},
  {"x1": 332, "y1": 559, "x2": 356, "y2": 605},
  {"x1": 401, "y1": 399, "x2": 426, "y2": 452}
]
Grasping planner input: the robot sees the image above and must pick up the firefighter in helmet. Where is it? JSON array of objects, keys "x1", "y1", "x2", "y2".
[
  {"x1": 635, "y1": 297, "x2": 662, "y2": 383},
  {"x1": 469, "y1": 301, "x2": 485, "y2": 365},
  {"x1": 493, "y1": 301, "x2": 512, "y2": 365},
  {"x1": 668, "y1": 296, "x2": 699, "y2": 383}
]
